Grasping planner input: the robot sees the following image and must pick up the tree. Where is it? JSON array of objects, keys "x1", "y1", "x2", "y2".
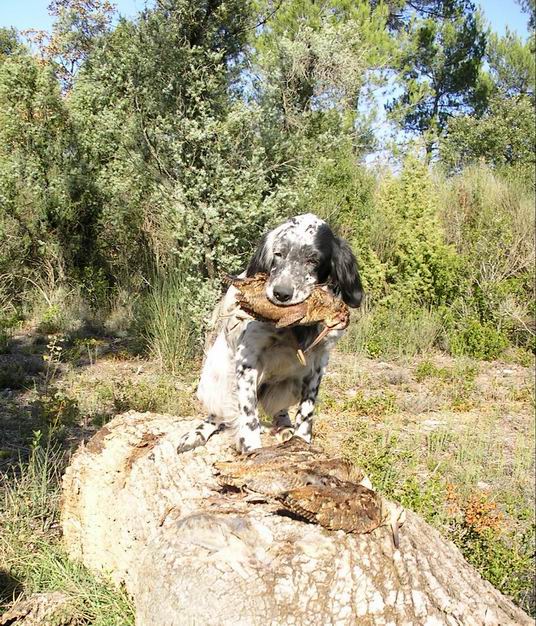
[
  {"x1": 0, "y1": 27, "x2": 20, "y2": 59},
  {"x1": 440, "y1": 30, "x2": 535, "y2": 174},
  {"x1": 387, "y1": 0, "x2": 487, "y2": 154},
  {"x1": 0, "y1": 50, "x2": 77, "y2": 289},
  {"x1": 23, "y1": 0, "x2": 116, "y2": 90},
  {"x1": 517, "y1": 0, "x2": 536, "y2": 30},
  {"x1": 486, "y1": 29, "x2": 535, "y2": 98},
  {"x1": 66, "y1": 0, "x2": 284, "y2": 332},
  {"x1": 252, "y1": 0, "x2": 392, "y2": 139},
  {"x1": 60, "y1": 411, "x2": 534, "y2": 626}
]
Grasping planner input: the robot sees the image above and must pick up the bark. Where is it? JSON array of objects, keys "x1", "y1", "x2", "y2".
[
  {"x1": 61, "y1": 411, "x2": 533, "y2": 626},
  {"x1": 0, "y1": 592, "x2": 75, "y2": 626}
]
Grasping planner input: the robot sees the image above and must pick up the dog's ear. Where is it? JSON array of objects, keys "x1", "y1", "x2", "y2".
[
  {"x1": 331, "y1": 237, "x2": 364, "y2": 308},
  {"x1": 246, "y1": 233, "x2": 273, "y2": 276}
]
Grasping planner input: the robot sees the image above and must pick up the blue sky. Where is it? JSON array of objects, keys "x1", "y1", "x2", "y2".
[
  {"x1": 0, "y1": 0, "x2": 531, "y2": 38},
  {"x1": 0, "y1": 0, "x2": 146, "y2": 32}
]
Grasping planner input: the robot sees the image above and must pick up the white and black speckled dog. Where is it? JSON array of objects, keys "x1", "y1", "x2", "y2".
[{"x1": 177, "y1": 213, "x2": 363, "y2": 454}]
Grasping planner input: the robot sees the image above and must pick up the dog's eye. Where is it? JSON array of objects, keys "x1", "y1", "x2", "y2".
[{"x1": 273, "y1": 252, "x2": 283, "y2": 259}]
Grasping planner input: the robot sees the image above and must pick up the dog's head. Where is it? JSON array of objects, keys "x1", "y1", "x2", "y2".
[{"x1": 246, "y1": 213, "x2": 363, "y2": 307}]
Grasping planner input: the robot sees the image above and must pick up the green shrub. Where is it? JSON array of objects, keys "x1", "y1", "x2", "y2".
[
  {"x1": 34, "y1": 389, "x2": 80, "y2": 434},
  {"x1": 341, "y1": 300, "x2": 443, "y2": 358},
  {"x1": 0, "y1": 312, "x2": 19, "y2": 352},
  {"x1": 353, "y1": 156, "x2": 463, "y2": 307},
  {"x1": 415, "y1": 359, "x2": 479, "y2": 383},
  {"x1": 447, "y1": 317, "x2": 509, "y2": 360},
  {"x1": 0, "y1": 363, "x2": 26, "y2": 388},
  {"x1": 341, "y1": 390, "x2": 397, "y2": 418},
  {"x1": 449, "y1": 499, "x2": 535, "y2": 615},
  {"x1": 336, "y1": 159, "x2": 535, "y2": 359},
  {"x1": 37, "y1": 304, "x2": 62, "y2": 334},
  {"x1": 437, "y1": 164, "x2": 535, "y2": 352}
]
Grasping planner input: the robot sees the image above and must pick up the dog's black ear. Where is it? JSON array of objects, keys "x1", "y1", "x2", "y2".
[
  {"x1": 331, "y1": 237, "x2": 364, "y2": 308},
  {"x1": 246, "y1": 233, "x2": 272, "y2": 276}
]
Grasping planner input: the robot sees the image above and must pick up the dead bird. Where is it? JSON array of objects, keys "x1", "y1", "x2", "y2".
[
  {"x1": 227, "y1": 273, "x2": 350, "y2": 353},
  {"x1": 214, "y1": 437, "x2": 404, "y2": 547}
]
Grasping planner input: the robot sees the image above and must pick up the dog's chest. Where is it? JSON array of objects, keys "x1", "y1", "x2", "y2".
[{"x1": 258, "y1": 336, "x2": 315, "y2": 383}]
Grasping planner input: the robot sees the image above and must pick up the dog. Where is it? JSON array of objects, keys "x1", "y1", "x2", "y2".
[{"x1": 177, "y1": 213, "x2": 363, "y2": 454}]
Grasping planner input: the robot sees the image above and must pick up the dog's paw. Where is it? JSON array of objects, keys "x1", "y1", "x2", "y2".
[
  {"x1": 176, "y1": 430, "x2": 205, "y2": 454},
  {"x1": 272, "y1": 426, "x2": 295, "y2": 443},
  {"x1": 177, "y1": 421, "x2": 222, "y2": 454},
  {"x1": 293, "y1": 429, "x2": 312, "y2": 444},
  {"x1": 236, "y1": 432, "x2": 262, "y2": 454}
]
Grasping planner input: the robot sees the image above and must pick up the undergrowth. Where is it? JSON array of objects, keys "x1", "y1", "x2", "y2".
[
  {"x1": 338, "y1": 418, "x2": 535, "y2": 615},
  {"x1": 0, "y1": 433, "x2": 134, "y2": 624}
]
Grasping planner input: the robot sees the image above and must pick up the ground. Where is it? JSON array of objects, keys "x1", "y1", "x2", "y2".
[{"x1": 0, "y1": 326, "x2": 534, "y2": 623}]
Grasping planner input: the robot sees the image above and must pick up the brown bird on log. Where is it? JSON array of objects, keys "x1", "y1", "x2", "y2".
[{"x1": 214, "y1": 437, "x2": 404, "y2": 546}]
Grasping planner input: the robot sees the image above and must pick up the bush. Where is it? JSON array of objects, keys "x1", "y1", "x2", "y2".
[
  {"x1": 138, "y1": 269, "x2": 219, "y2": 374},
  {"x1": 341, "y1": 299, "x2": 443, "y2": 358},
  {"x1": 447, "y1": 317, "x2": 509, "y2": 360},
  {"x1": 437, "y1": 164, "x2": 535, "y2": 352},
  {"x1": 352, "y1": 156, "x2": 463, "y2": 307}
]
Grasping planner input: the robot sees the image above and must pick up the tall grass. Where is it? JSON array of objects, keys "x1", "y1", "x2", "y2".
[
  {"x1": 436, "y1": 164, "x2": 535, "y2": 351},
  {"x1": 340, "y1": 301, "x2": 443, "y2": 358},
  {"x1": 0, "y1": 434, "x2": 134, "y2": 624},
  {"x1": 140, "y1": 271, "x2": 199, "y2": 374}
]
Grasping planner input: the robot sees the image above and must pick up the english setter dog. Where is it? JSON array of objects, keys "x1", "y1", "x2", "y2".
[{"x1": 177, "y1": 213, "x2": 363, "y2": 454}]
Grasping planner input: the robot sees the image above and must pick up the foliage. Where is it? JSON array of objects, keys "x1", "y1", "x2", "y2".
[
  {"x1": 447, "y1": 485, "x2": 535, "y2": 613},
  {"x1": 441, "y1": 30, "x2": 535, "y2": 175},
  {"x1": 369, "y1": 157, "x2": 462, "y2": 304},
  {"x1": 0, "y1": 0, "x2": 533, "y2": 367},
  {"x1": 438, "y1": 165, "x2": 535, "y2": 355},
  {"x1": 0, "y1": 435, "x2": 135, "y2": 624},
  {"x1": 341, "y1": 301, "x2": 443, "y2": 358},
  {"x1": 67, "y1": 0, "x2": 287, "y2": 295},
  {"x1": 23, "y1": 0, "x2": 116, "y2": 90},
  {"x1": 388, "y1": 0, "x2": 487, "y2": 152},
  {"x1": 441, "y1": 94, "x2": 535, "y2": 176},
  {"x1": 446, "y1": 317, "x2": 510, "y2": 360},
  {"x1": 138, "y1": 269, "x2": 215, "y2": 374}
]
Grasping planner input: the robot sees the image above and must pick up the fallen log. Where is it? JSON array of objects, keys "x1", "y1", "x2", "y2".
[{"x1": 61, "y1": 411, "x2": 532, "y2": 626}]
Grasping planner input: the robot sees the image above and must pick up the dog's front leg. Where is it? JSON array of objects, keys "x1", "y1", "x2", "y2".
[
  {"x1": 294, "y1": 366, "x2": 324, "y2": 443},
  {"x1": 235, "y1": 345, "x2": 262, "y2": 453}
]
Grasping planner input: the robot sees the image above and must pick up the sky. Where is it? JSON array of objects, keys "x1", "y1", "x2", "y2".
[{"x1": 0, "y1": 0, "x2": 531, "y2": 38}]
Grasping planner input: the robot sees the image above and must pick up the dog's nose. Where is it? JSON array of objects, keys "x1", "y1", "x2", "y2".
[{"x1": 273, "y1": 284, "x2": 293, "y2": 303}]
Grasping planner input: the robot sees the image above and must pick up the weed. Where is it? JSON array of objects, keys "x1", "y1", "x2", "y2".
[
  {"x1": 0, "y1": 313, "x2": 20, "y2": 353},
  {"x1": 0, "y1": 434, "x2": 134, "y2": 624},
  {"x1": 66, "y1": 375, "x2": 198, "y2": 429},
  {"x1": 64, "y1": 337, "x2": 100, "y2": 365},
  {"x1": 34, "y1": 390, "x2": 80, "y2": 435},
  {"x1": 341, "y1": 390, "x2": 397, "y2": 419},
  {"x1": 414, "y1": 359, "x2": 479, "y2": 383},
  {"x1": 341, "y1": 303, "x2": 443, "y2": 358},
  {"x1": 446, "y1": 484, "x2": 535, "y2": 614},
  {"x1": 414, "y1": 359, "x2": 479, "y2": 410},
  {"x1": 0, "y1": 364, "x2": 27, "y2": 389},
  {"x1": 139, "y1": 272, "x2": 198, "y2": 374},
  {"x1": 42, "y1": 335, "x2": 65, "y2": 394},
  {"x1": 38, "y1": 304, "x2": 63, "y2": 334}
]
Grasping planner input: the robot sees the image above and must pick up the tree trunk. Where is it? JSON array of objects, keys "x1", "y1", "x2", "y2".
[{"x1": 61, "y1": 411, "x2": 533, "y2": 626}]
